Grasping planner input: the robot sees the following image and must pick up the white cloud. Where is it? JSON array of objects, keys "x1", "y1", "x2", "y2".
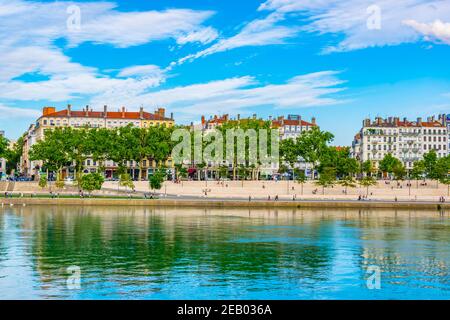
[
  {"x1": 90, "y1": 71, "x2": 347, "y2": 120},
  {"x1": 0, "y1": 1, "x2": 214, "y2": 103},
  {"x1": 403, "y1": 19, "x2": 450, "y2": 44},
  {"x1": 258, "y1": 0, "x2": 450, "y2": 52},
  {"x1": 0, "y1": 104, "x2": 41, "y2": 119},
  {"x1": 67, "y1": 9, "x2": 217, "y2": 48},
  {"x1": 176, "y1": 27, "x2": 219, "y2": 45},
  {"x1": 117, "y1": 65, "x2": 166, "y2": 79},
  {"x1": 0, "y1": 46, "x2": 93, "y2": 82},
  {"x1": 0, "y1": 1, "x2": 217, "y2": 49},
  {"x1": 175, "y1": 12, "x2": 298, "y2": 66},
  {"x1": 0, "y1": 73, "x2": 165, "y2": 102}
]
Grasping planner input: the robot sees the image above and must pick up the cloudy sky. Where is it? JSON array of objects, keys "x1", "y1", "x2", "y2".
[{"x1": 1, "y1": 0, "x2": 450, "y2": 145}]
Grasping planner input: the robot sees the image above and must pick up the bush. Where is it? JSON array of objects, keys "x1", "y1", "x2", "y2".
[
  {"x1": 80, "y1": 173, "x2": 104, "y2": 194},
  {"x1": 149, "y1": 170, "x2": 165, "y2": 192},
  {"x1": 119, "y1": 173, "x2": 135, "y2": 190},
  {"x1": 38, "y1": 175, "x2": 47, "y2": 189}
]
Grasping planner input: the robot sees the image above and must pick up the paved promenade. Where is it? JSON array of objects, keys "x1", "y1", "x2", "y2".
[{"x1": 104, "y1": 180, "x2": 449, "y2": 202}]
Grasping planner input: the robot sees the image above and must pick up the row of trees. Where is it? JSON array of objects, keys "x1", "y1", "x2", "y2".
[
  {"x1": 278, "y1": 127, "x2": 450, "y2": 195},
  {"x1": 280, "y1": 127, "x2": 360, "y2": 179},
  {"x1": 3, "y1": 121, "x2": 449, "y2": 195},
  {"x1": 0, "y1": 134, "x2": 25, "y2": 176},
  {"x1": 29, "y1": 125, "x2": 174, "y2": 194},
  {"x1": 30, "y1": 125, "x2": 174, "y2": 181}
]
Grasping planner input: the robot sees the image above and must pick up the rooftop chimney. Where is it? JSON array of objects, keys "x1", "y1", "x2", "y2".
[
  {"x1": 43, "y1": 106, "x2": 56, "y2": 116},
  {"x1": 201, "y1": 115, "x2": 205, "y2": 125},
  {"x1": 103, "y1": 105, "x2": 108, "y2": 118},
  {"x1": 156, "y1": 107, "x2": 165, "y2": 118},
  {"x1": 170, "y1": 112, "x2": 173, "y2": 120},
  {"x1": 67, "y1": 104, "x2": 71, "y2": 117},
  {"x1": 139, "y1": 106, "x2": 144, "y2": 119},
  {"x1": 311, "y1": 117, "x2": 316, "y2": 125},
  {"x1": 85, "y1": 105, "x2": 89, "y2": 117},
  {"x1": 121, "y1": 106, "x2": 125, "y2": 118}
]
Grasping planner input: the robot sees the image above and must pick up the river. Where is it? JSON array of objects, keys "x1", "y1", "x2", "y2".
[{"x1": 0, "y1": 205, "x2": 449, "y2": 299}]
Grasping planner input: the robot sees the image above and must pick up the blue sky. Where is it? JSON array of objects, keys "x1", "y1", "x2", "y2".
[{"x1": 1, "y1": 0, "x2": 450, "y2": 145}]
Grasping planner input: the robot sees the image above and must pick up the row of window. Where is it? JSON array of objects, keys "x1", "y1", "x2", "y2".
[
  {"x1": 42, "y1": 119, "x2": 169, "y2": 128},
  {"x1": 368, "y1": 144, "x2": 446, "y2": 151}
]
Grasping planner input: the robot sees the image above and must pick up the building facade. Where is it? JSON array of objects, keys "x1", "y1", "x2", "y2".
[
  {"x1": 437, "y1": 114, "x2": 450, "y2": 155},
  {"x1": 351, "y1": 116, "x2": 448, "y2": 170},
  {"x1": 21, "y1": 105, "x2": 175, "y2": 179},
  {"x1": 0, "y1": 130, "x2": 6, "y2": 180},
  {"x1": 271, "y1": 114, "x2": 317, "y2": 140},
  {"x1": 197, "y1": 114, "x2": 318, "y2": 178}
]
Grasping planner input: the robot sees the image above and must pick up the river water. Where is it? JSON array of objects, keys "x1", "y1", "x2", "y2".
[{"x1": 0, "y1": 205, "x2": 449, "y2": 299}]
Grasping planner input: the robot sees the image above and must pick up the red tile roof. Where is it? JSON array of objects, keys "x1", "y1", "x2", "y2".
[
  {"x1": 272, "y1": 119, "x2": 316, "y2": 127},
  {"x1": 42, "y1": 109, "x2": 173, "y2": 121}
]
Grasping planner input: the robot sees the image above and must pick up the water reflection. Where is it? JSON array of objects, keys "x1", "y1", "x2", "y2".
[{"x1": 0, "y1": 206, "x2": 449, "y2": 299}]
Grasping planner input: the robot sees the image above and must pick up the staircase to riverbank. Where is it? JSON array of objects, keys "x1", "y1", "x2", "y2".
[
  {"x1": 0, "y1": 181, "x2": 7, "y2": 192},
  {"x1": 6, "y1": 181, "x2": 15, "y2": 192}
]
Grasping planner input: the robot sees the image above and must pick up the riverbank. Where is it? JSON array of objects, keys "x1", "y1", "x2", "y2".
[{"x1": 1, "y1": 197, "x2": 449, "y2": 210}]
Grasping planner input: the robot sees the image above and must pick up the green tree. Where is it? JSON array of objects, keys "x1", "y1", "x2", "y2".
[
  {"x1": 434, "y1": 156, "x2": 450, "y2": 181},
  {"x1": 218, "y1": 165, "x2": 229, "y2": 180},
  {"x1": 39, "y1": 175, "x2": 48, "y2": 190},
  {"x1": 174, "y1": 164, "x2": 188, "y2": 180},
  {"x1": 393, "y1": 162, "x2": 407, "y2": 181},
  {"x1": 30, "y1": 128, "x2": 71, "y2": 177},
  {"x1": 296, "y1": 127, "x2": 334, "y2": 179},
  {"x1": 361, "y1": 160, "x2": 375, "y2": 177},
  {"x1": 315, "y1": 167, "x2": 336, "y2": 194},
  {"x1": 0, "y1": 134, "x2": 7, "y2": 159},
  {"x1": 149, "y1": 170, "x2": 165, "y2": 193},
  {"x1": 339, "y1": 176, "x2": 357, "y2": 194},
  {"x1": 119, "y1": 173, "x2": 135, "y2": 191},
  {"x1": 295, "y1": 170, "x2": 307, "y2": 195},
  {"x1": 318, "y1": 147, "x2": 358, "y2": 178},
  {"x1": 80, "y1": 173, "x2": 104, "y2": 195},
  {"x1": 85, "y1": 128, "x2": 114, "y2": 175},
  {"x1": 410, "y1": 160, "x2": 425, "y2": 187},
  {"x1": 3, "y1": 135, "x2": 25, "y2": 175},
  {"x1": 379, "y1": 153, "x2": 402, "y2": 177},
  {"x1": 423, "y1": 150, "x2": 438, "y2": 179},
  {"x1": 359, "y1": 176, "x2": 377, "y2": 196},
  {"x1": 280, "y1": 138, "x2": 298, "y2": 177}
]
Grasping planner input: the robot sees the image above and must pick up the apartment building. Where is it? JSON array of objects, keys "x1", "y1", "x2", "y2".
[
  {"x1": 351, "y1": 116, "x2": 448, "y2": 170},
  {"x1": 437, "y1": 114, "x2": 450, "y2": 155},
  {"x1": 197, "y1": 114, "x2": 318, "y2": 178},
  {"x1": 21, "y1": 105, "x2": 175, "y2": 178},
  {"x1": 0, "y1": 130, "x2": 6, "y2": 179},
  {"x1": 271, "y1": 114, "x2": 317, "y2": 140}
]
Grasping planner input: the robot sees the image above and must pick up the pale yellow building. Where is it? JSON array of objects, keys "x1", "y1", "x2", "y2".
[{"x1": 21, "y1": 105, "x2": 175, "y2": 179}]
